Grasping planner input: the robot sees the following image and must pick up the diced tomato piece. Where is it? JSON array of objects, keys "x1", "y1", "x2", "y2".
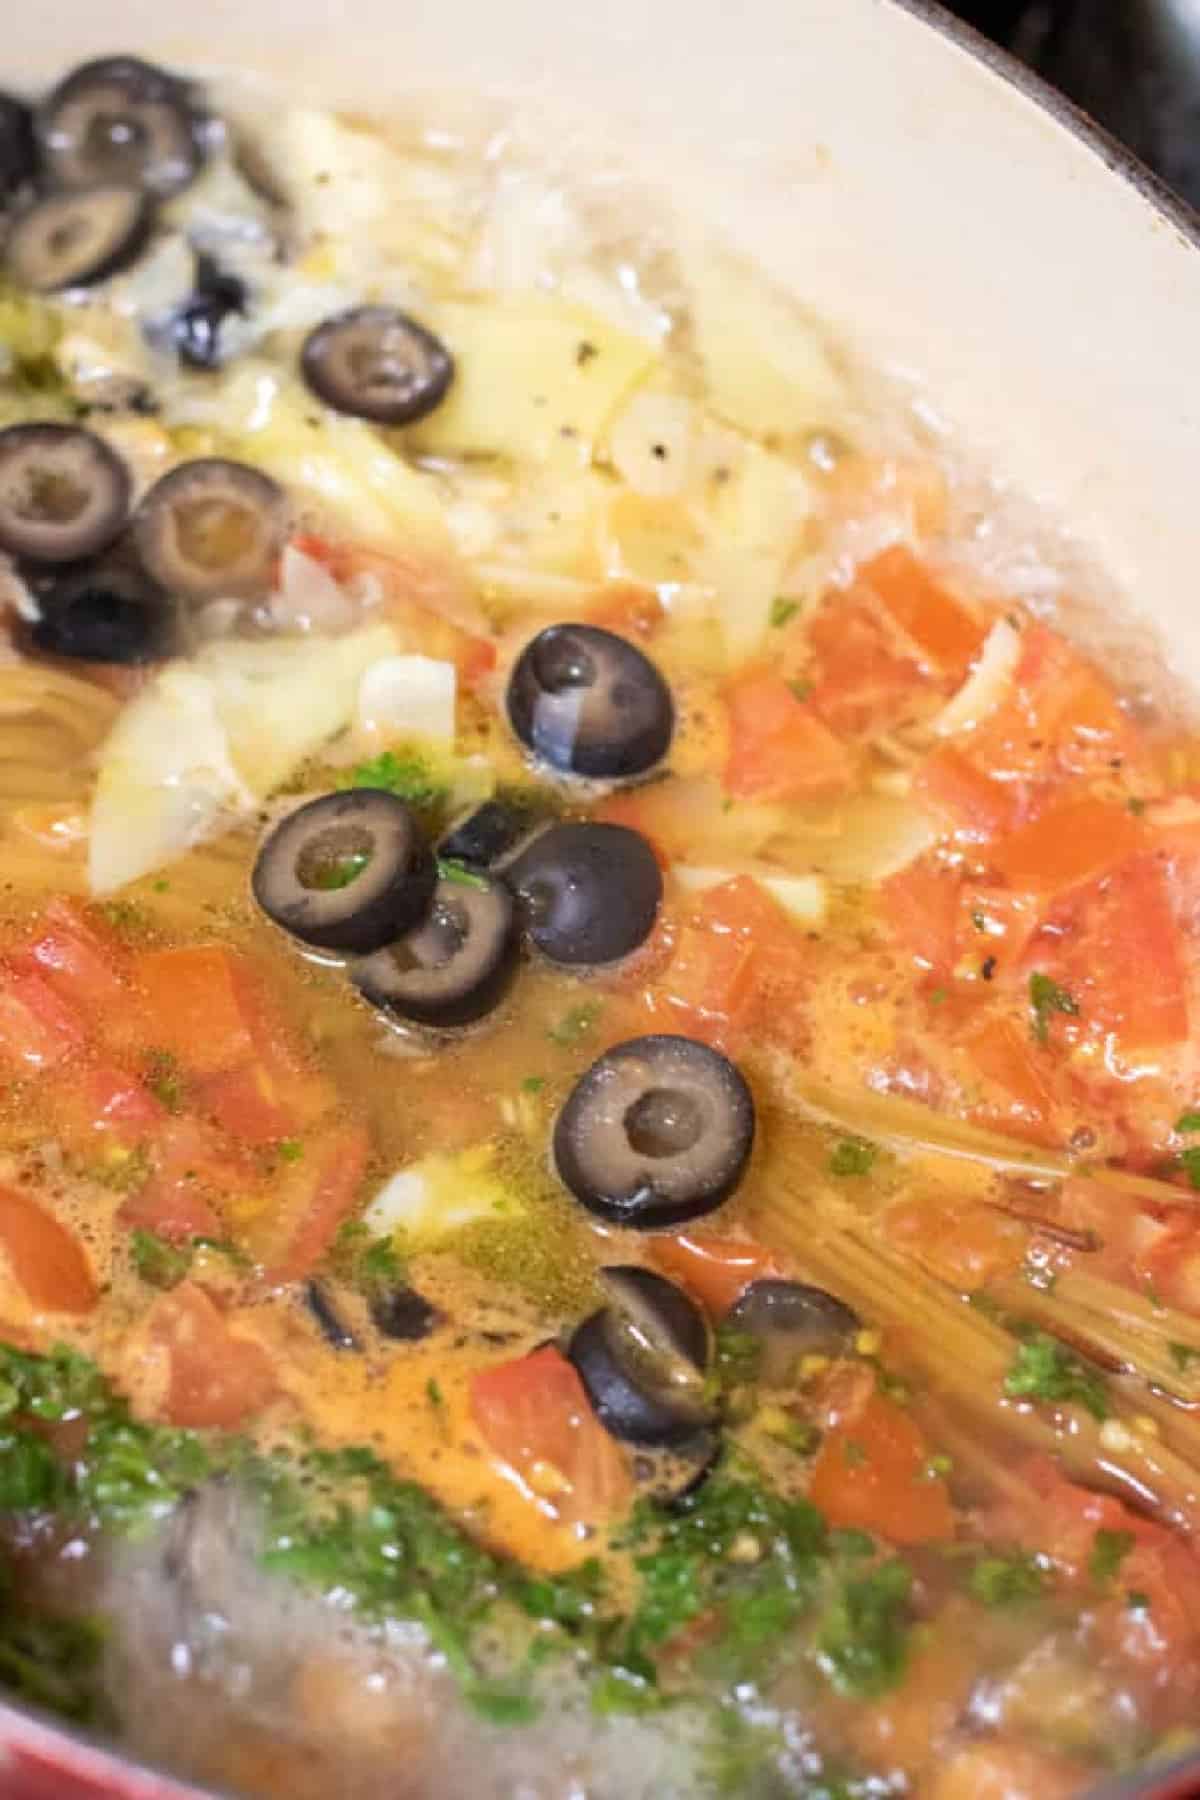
[
  {"x1": 470, "y1": 1345, "x2": 632, "y2": 1528},
  {"x1": 119, "y1": 1116, "x2": 248, "y2": 1244},
  {"x1": 201, "y1": 1063, "x2": 304, "y2": 1146},
  {"x1": 881, "y1": 855, "x2": 961, "y2": 978},
  {"x1": 803, "y1": 596, "x2": 927, "y2": 741},
  {"x1": 0, "y1": 963, "x2": 86, "y2": 1071},
  {"x1": 723, "y1": 669, "x2": 855, "y2": 802},
  {"x1": 53, "y1": 1062, "x2": 167, "y2": 1158},
  {"x1": 0, "y1": 1185, "x2": 96, "y2": 1314},
  {"x1": 253, "y1": 1125, "x2": 370, "y2": 1282},
  {"x1": 1041, "y1": 853, "x2": 1189, "y2": 1052},
  {"x1": 586, "y1": 583, "x2": 665, "y2": 641},
  {"x1": 133, "y1": 946, "x2": 257, "y2": 1077},
  {"x1": 961, "y1": 1013, "x2": 1057, "y2": 1133},
  {"x1": 971, "y1": 622, "x2": 1147, "y2": 788},
  {"x1": 989, "y1": 792, "x2": 1144, "y2": 896},
  {"x1": 147, "y1": 1282, "x2": 276, "y2": 1428},
  {"x1": 649, "y1": 1232, "x2": 778, "y2": 1316},
  {"x1": 809, "y1": 1390, "x2": 955, "y2": 1545},
  {"x1": 885, "y1": 1194, "x2": 1028, "y2": 1292},
  {"x1": 928, "y1": 1741, "x2": 1094, "y2": 1800},
  {"x1": 640, "y1": 877, "x2": 811, "y2": 1050},
  {"x1": 913, "y1": 745, "x2": 1019, "y2": 844},
  {"x1": 22, "y1": 898, "x2": 134, "y2": 1044},
  {"x1": 859, "y1": 546, "x2": 985, "y2": 679},
  {"x1": 952, "y1": 884, "x2": 1040, "y2": 983},
  {"x1": 120, "y1": 1183, "x2": 223, "y2": 1246}
]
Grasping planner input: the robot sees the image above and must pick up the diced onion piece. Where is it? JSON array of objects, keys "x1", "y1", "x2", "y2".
[
  {"x1": 88, "y1": 624, "x2": 397, "y2": 893},
  {"x1": 364, "y1": 1149, "x2": 514, "y2": 1242},
  {"x1": 930, "y1": 617, "x2": 1021, "y2": 738},
  {"x1": 411, "y1": 297, "x2": 659, "y2": 469},
  {"x1": 606, "y1": 389, "x2": 695, "y2": 497},
  {"x1": 357, "y1": 654, "x2": 456, "y2": 748},
  {"x1": 466, "y1": 169, "x2": 585, "y2": 294},
  {"x1": 269, "y1": 545, "x2": 358, "y2": 635},
  {"x1": 770, "y1": 792, "x2": 938, "y2": 883},
  {"x1": 88, "y1": 666, "x2": 252, "y2": 896},
  {"x1": 686, "y1": 247, "x2": 848, "y2": 440},
  {"x1": 698, "y1": 441, "x2": 811, "y2": 660},
  {"x1": 674, "y1": 863, "x2": 827, "y2": 925}
]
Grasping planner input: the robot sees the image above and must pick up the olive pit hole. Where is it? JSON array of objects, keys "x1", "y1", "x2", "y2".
[
  {"x1": 625, "y1": 1087, "x2": 706, "y2": 1159},
  {"x1": 296, "y1": 825, "x2": 374, "y2": 894}
]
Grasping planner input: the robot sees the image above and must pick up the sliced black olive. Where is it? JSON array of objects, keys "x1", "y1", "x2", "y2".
[
  {"x1": 506, "y1": 821, "x2": 661, "y2": 967},
  {"x1": 352, "y1": 868, "x2": 517, "y2": 1029},
  {"x1": 555, "y1": 1034, "x2": 755, "y2": 1229},
  {"x1": 253, "y1": 790, "x2": 436, "y2": 955},
  {"x1": 631, "y1": 1430, "x2": 721, "y2": 1507},
  {"x1": 506, "y1": 623, "x2": 673, "y2": 780},
  {"x1": 0, "y1": 94, "x2": 34, "y2": 203},
  {"x1": 726, "y1": 1280, "x2": 860, "y2": 1388},
  {"x1": 0, "y1": 424, "x2": 130, "y2": 564},
  {"x1": 37, "y1": 56, "x2": 205, "y2": 196},
  {"x1": 132, "y1": 458, "x2": 285, "y2": 601},
  {"x1": 167, "y1": 254, "x2": 247, "y2": 371},
  {"x1": 568, "y1": 1266, "x2": 715, "y2": 1447},
  {"x1": 438, "y1": 800, "x2": 525, "y2": 870},
  {"x1": 3, "y1": 184, "x2": 152, "y2": 292},
  {"x1": 305, "y1": 1281, "x2": 361, "y2": 1351},
  {"x1": 27, "y1": 545, "x2": 177, "y2": 664},
  {"x1": 301, "y1": 306, "x2": 453, "y2": 425},
  {"x1": 369, "y1": 1284, "x2": 439, "y2": 1341}
]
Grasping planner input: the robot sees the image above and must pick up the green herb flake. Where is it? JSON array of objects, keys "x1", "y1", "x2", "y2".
[
  {"x1": 1169, "y1": 1340, "x2": 1200, "y2": 1374},
  {"x1": 548, "y1": 1002, "x2": 602, "y2": 1047},
  {"x1": 437, "y1": 858, "x2": 490, "y2": 891},
  {"x1": 130, "y1": 1229, "x2": 192, "y2": 1290},
  {"x1": 769, "y1": 597, "x2": 799, "y2": 629},
  {"x1": 342, "y1": 749, "x2": 447, "y2": 811},
  {"x1": 969, "y1": 1553, "x2": 1045, "y2": 1608},
  {"x1": 1127, "y1": 1589, "x2": 1151, "y2": 1614},
  {"x1": 520, "y1": 1075, "x2": 546, "y2": 1095},
  {"x1": 426, "y1": 1377, "x2": 445, "y2": 1411},
  {"x1": 816, "y1": 1559, "x2": 913, "y2": 1699},
  {"x1": 143, "y1": 1049, "x2": 183, "y2": 1112},
  {"x1": 309, "y1": 849, "x2": 371, "y2": 891},
  {"x1": 1176, "y1": 1110, "x2": 1200, "y2": 1134},
  {"x1": 1029, "y1": 971, "x2": 1080, "y2": 1044},
  {"x1": 829, "y1": 1137, "x2": 877, "y2": 1178},
  {"x1": 1003, "y1": 1332, "x2": 1110, "y2": 1421},
  {"x1": 1090, "y1": 1528, "x2": 1135, "y2": 1585},
  {"x1": 928, "y1": 987, "x2": 948, "y2": 1007},
  {"x1": 1180, "y1": 1146, "x2": 1200, "y2": 1191},
  {"x1": 787, "y1": 679, "x2": 813, "y2": 703},
  {"x1": 278, "y1": 1138, "x2": 305, "y2": 1164},
  {"x1": 1127, "y1": 796, "x2": 1147, "y2": 816}
]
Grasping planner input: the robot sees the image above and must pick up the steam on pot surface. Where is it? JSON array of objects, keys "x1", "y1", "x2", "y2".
[{"x1": 0, "y1": 43, "x2": 1198, "y2": 1800}]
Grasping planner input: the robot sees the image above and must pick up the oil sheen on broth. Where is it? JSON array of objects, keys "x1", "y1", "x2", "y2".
[{"x1": 0, "y1": 52, "x2": 1198, "y2": 1800}]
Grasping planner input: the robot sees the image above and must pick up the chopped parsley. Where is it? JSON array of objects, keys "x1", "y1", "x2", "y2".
[
  {"x1": 969, "y1": 1552, "x2": 1045, "y2": 1607},
  {"x1": 437, "y1": 857, "x2": 490, "y2": 891},
  {"x1": 1029, "y1": 971, "x2": 1080, "y2": 1044},
  {"x1": 278, "y1": 1137, "x2": 305, "y2": 1163},
  {"x1": 816, "y1": 1560, "x2": 912, "y2": 1699},
  {"x1": 829, "y1": 1137, "x2": 877, "y2": 1177},
  {"x1": 0, "y1": 1582, "x2": 105, "y2": 1725},
  {"x1": 1176, "y1": 1110, "x2": 1200, "y2": 1134},
  {"x1": 787, "y1": 679, "x2": 813, "y2": 703},
  {"x1": 1003, "y1": 1332, "x2": 1110, "y2": 1421},
  {"x1": 0, "y1": 1347, "x2": 919, "y2": 1735},
  {"x1": 520, "y1": 1075, "x2": 546, "y2": 1095},
  {"x1": 130, "y1": 1229, "x2": 193, "y2": 1290},
  {"x1": 548, "y1": 1001, "x2": 602, "y2": 1047},
  {"x1": 1126, "y1": 1590, "x2": 1151, "y2": 1614},
  {"x1": 1090, "y1": 1528, "x2": 1135, "y2": 1585},
  {"x1": 770, "y1": 597, "x2": 800, "y2": 629},
  {"x1": 342, "y1": 749, "x2": 447, "y2": 811},
  {"x1": 330, "y1": 1220, "x2": 406, "y2": 1294},
  {"x1": 143, "y1": 1049, "x2": 183, "y2": 1111},
  {"x1": 308, "y1": 848, "x2": 371, "y2": 891},
  {"x1": 1169, "y1": 1340, "x2": 1200, "y2": 1374}
]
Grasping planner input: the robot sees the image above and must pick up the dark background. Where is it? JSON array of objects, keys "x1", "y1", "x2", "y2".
[{"x1": 943, "y1": 0, "x2": 1200, "y2": 209}]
